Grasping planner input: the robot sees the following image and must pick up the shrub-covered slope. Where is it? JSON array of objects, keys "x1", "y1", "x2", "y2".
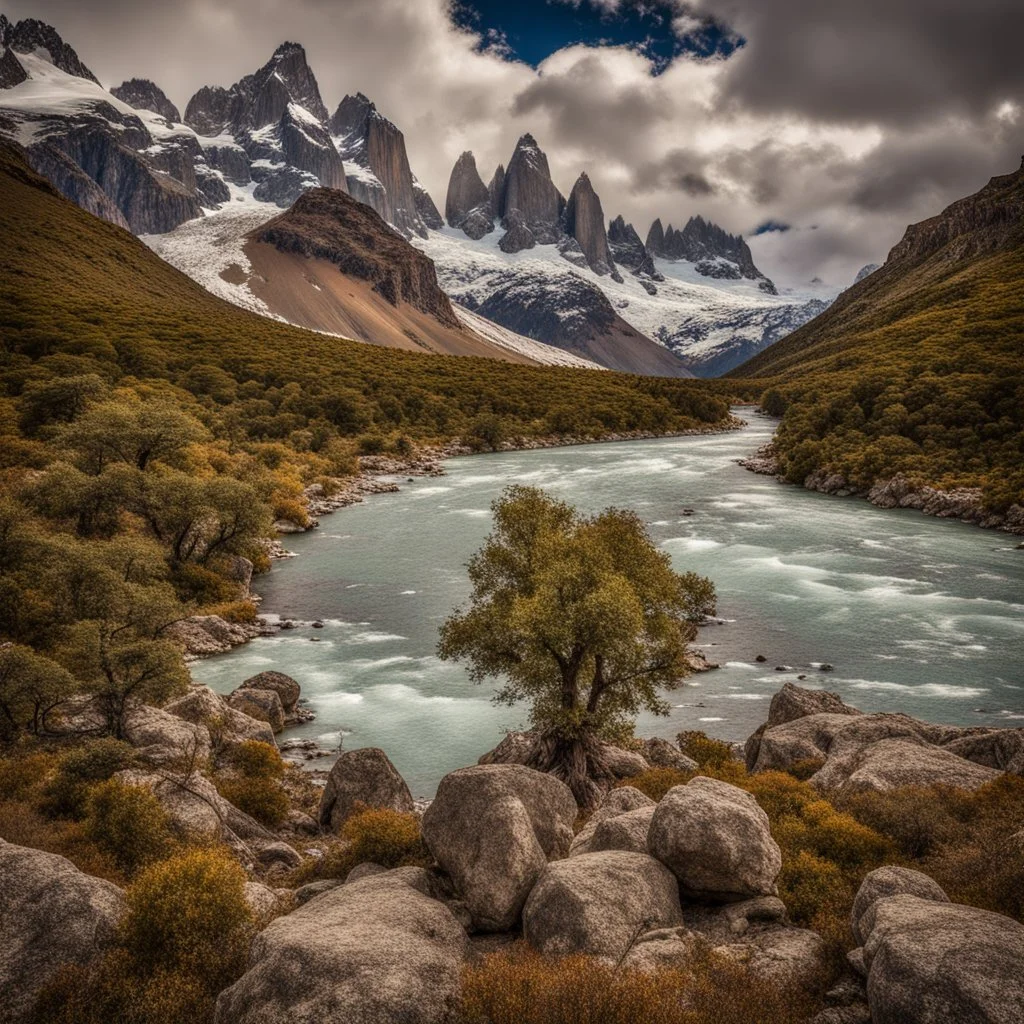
[
  {"x1": 730, "y1": 159, "x2": 1024, "y2": 509},
  {"x1": 0, "y1": 144, "x2": 730, "y2": 450}
]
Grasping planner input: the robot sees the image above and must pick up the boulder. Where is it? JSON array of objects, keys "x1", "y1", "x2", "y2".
[
  {"x1": 166, "y1": 684, "x2": 276, "y2": 749},
  {"x1": 345, "y1": 862, "x2": 388, "y2": 885},
  {"x1": 255, "y1": 841, "x2": 303, "y2": 871},
  {"x1": 228, "y1": 687, "x2": 286, "y2": 733},
  {"x1": 859, "y1": 895, "x2": 1024, "y2": 1023},
  {"x1": 0, "y1": 840, "x2": 125, "y2": 1023},
  {"x1": 713, "y1": 926, "x2": 826, "y2": 986},
  {"x1": 570, "y1": 786, "x2": 656, "y2": 856},
  {"x1": 121, "y1": 703, "x2": 211, "y2": 766},
  {"x1": 523, "y1": 851, "x2": 683, "y2": 962},
  {"x1": 295, "y1": 878, "x2": 343, "y2": 906},
  {"x1": 641, "y1": 737, "x2": 698, "y2": 772},
  {"x1": 116, "y1": 768, "x2": 271, "y2": 859},
  {"x1": 813, "y1": 733, "x2": 1001, "y2": 792},
  {"x1": 243, "y1": 881, "x2": 281, "y2": 919},
  {"x1": 647, "y1": 777, "x2": 781, "y2": 901},
  {"x1": 599, "y1": 742, "x2": 650, "y2": 779},
  {"x1": 850, "y1": 867, "x2": 950, "y2": 945},
  {"x1": 478, "y1": 730, "x2": 537, "y2": 766},
  {"x1": 239, "y1": 670, "x2": 301, "y2": 712},
  {"x1": 619, "y1": 926, "x2": 700, "y2": 973},
  {"x1": 421, "y1": 764, "x2": 577, "y2": 932},
  {"x1": 213, "y1": 873, "x2": 467, "y2": 1024},
  {"x1": 318, "y1": 747, "x2": 414, "y2": 832},
  {"x1": 575, "y1": 806, "x2": 655, "y2": 857},
  {"x1": 747, "y1": 686, "x2": 1018, "y2": 790}
]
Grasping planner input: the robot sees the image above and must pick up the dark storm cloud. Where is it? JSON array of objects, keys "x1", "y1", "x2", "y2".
[
  {"x1": 691, "y1": 0, "x2": 1024, "y2": 126},
  {"x1": 3, "y1": 0, "x2": 1022, "y2": 287}
]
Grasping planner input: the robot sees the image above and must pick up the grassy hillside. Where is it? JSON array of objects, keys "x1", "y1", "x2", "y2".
[{"x1": 731, "y1": 162, "x2": 1024, "y2": 510}]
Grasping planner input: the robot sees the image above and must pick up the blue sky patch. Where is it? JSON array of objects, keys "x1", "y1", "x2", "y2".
[{"x1": 450, "y1": 0, "x2": 740, "y2": 72}]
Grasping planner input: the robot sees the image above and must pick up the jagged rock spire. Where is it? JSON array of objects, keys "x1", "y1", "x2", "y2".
[
  {"x1": 609, "y1": 215, "x2": 661, "y2": 284},
  {"x1": 445, "y1": 151, "x2": 494, "y2": 239},
  {"x1": 330, "y1": 93, "x2": 440, "y2": 238},
  {"x1": 499, "y1": 134, "x2": 565, "y2": 250},
  {"x1": 563, "y1": 172, "x2": 617, "y2": 278},
  {"x1": 111, "y1": 79, "x2": 180, "y2": 123},
  {"x1": 5, "y1": 17, "x2": 98, "y2": 83}
]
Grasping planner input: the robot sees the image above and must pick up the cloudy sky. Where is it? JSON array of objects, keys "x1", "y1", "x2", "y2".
[{"x1": 8, "y1": 0, "x2": 1023, "y2": 287}]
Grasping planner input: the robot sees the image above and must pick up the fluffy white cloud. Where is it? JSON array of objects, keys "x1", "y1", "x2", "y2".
[{"x1": 5, "y1": 0, "x2": 1022, "y2": 286}]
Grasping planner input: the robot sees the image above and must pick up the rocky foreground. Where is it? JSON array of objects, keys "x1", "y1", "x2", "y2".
[{"x1": 3, "y1": 681, "x2": 1024, "y2": 1023}]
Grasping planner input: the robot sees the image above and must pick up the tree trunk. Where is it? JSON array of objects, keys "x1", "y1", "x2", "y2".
[{"x1": 526, "y1": 728, "x2": 615, "y2": 809}]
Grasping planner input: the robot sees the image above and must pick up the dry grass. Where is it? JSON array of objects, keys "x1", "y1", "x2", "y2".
[{"x1": 458, "y1": 945, "x2": 819, "y2": 1024}]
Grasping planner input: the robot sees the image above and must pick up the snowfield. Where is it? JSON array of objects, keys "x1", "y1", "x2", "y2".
[{"x1": 412, "y1": 227, "x2": 836, "y2": 376}]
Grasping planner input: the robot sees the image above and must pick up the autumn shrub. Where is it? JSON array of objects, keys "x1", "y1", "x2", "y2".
[
  {"x1": 122, "y1": 847, "x2": 254, "y2": 987},
  {"x1": 296, "y1": 806, "x2": 429, "y2": 882},
  {"x1": 834, "y1": 785, "x2": 960, "y2": 858},
  {"x1": 457, "y1": 945, "x2": 819, "y2": 1024},
  {"x1": 42, "y1": 737, "x2": 137, "y2": 819},
  {"x1": 0, "y1": 747, "x2": 56, "y2": 801},
  {"x1": 618, "y1": 767, "x2": 692, "y2": 802},
  {"x1": 33, "y1": 848, "x2": 254, "y2": 1024},
  {"x1": 786, "y1": 757, "x2": 825, "y2": 781},
  {"x1": 84, "y1": 778, "x2": 175, "y2": 875},
  {"x1": 214, "y1": 739, "x2": 289, "y2": 827},
  {"x1": 677, "y1": 730, "x2": 735, "y2": 770}
]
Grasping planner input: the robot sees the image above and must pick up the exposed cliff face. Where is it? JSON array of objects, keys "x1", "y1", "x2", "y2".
[
  {"x1": 488, "y1": 164, "x2": 505, "y2": 217},
  {"x1": 646, "y1": 214, "x2": 776, "y2": 293},
  {"x1": 255, "y1": 187, "x2": 461, "y2": 327},
  {"x1": 5, "y1": 17, "x2": 98, "y2": 83},
  {"x1": 608, "y1": 215, "x2": 661, "y2": 285},
  {"x1": 413, "y1": 180, "x2": 443, "y2": 230},
  {"x1": 0, "y1": 44, "x2": 26, "y2": 89},
  {"x1": 329, "y1": 92, "x2": 436, "y2": 238},
  {"x1": 887, "y1": 158, "x2": 1024, "y2": 265},
  {"x1": 445, "y1": 151, "x2": 493, "y2": 238},
  {"x1": 110, "y1": 79, "x2": 180, "y2": 123},
  {"x1": 497, "y1": 134, "x2": 565, "y2": 249},
  {"x1": 562, "y1": 173, "x2": 618, "y2": 279},
  {"x1": 21, "y1": 140, "x2": 128, "y2": 227}
]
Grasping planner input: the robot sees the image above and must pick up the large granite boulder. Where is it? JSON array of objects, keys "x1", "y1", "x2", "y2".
[
  {"x1": 746, "y1": 684, "x2": 1018, "y2": 791},
  {"x1": 0, "y1": 840, "x2": 125, "y2": 1023},
  {"x1": 859, "y1": 894, "x2": 1024, "y2": 1023},
  {"x1": 812, "y1": 728, "x2": 1001, "y2": 792},
  {"x1": 851, "y1": 866, "x2": 950, "y2": 945},
  {"x1": 213, "y1": 872, "x2": 466, "y2": 1024},
  {"x1": 116, "y1": 768, "x2": 272, "y2": 860},
  {"x1": 523, "y1": 851, "x2": 683, "y2": 962},
  {"x1": 573, "y1": 806, "x2": 655, "y2": 857},
  {"x1": 569, "y1": 786, "x2": 655, "y2": 857},
  {"x1": 238, "y1": 671, "x2": 301, "y2": 712},
  {"x1": 227, "y1": 687, "x2": 286, "y2": 734},
  {"x1": 421, "y1": 764, "x2": 576, "y2": 932},
  {"x1": 647, "y1": 777, "x2": 781, "y2": 901},
  {"x1": 318, "y1": 747, "x2": 414, "y2": 832},
  {"x1": 121, "y1": 703, "x2": 212, "y2": 766},
  {"x1": 166, "y1": 684, "x2": 276, "y2": 749}
]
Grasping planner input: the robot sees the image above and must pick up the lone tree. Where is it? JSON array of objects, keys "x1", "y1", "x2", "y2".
[{"x1": 438, "y1": 485, "x2": 716, "y2": 806}]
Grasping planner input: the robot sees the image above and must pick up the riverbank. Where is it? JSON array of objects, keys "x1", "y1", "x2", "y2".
[
  {"x1": 738, "y1": 440, "x2": 1024, "y2": 537},
  {"x1": 176, "y1": 417, "x2": 748, "y2": 657}
]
